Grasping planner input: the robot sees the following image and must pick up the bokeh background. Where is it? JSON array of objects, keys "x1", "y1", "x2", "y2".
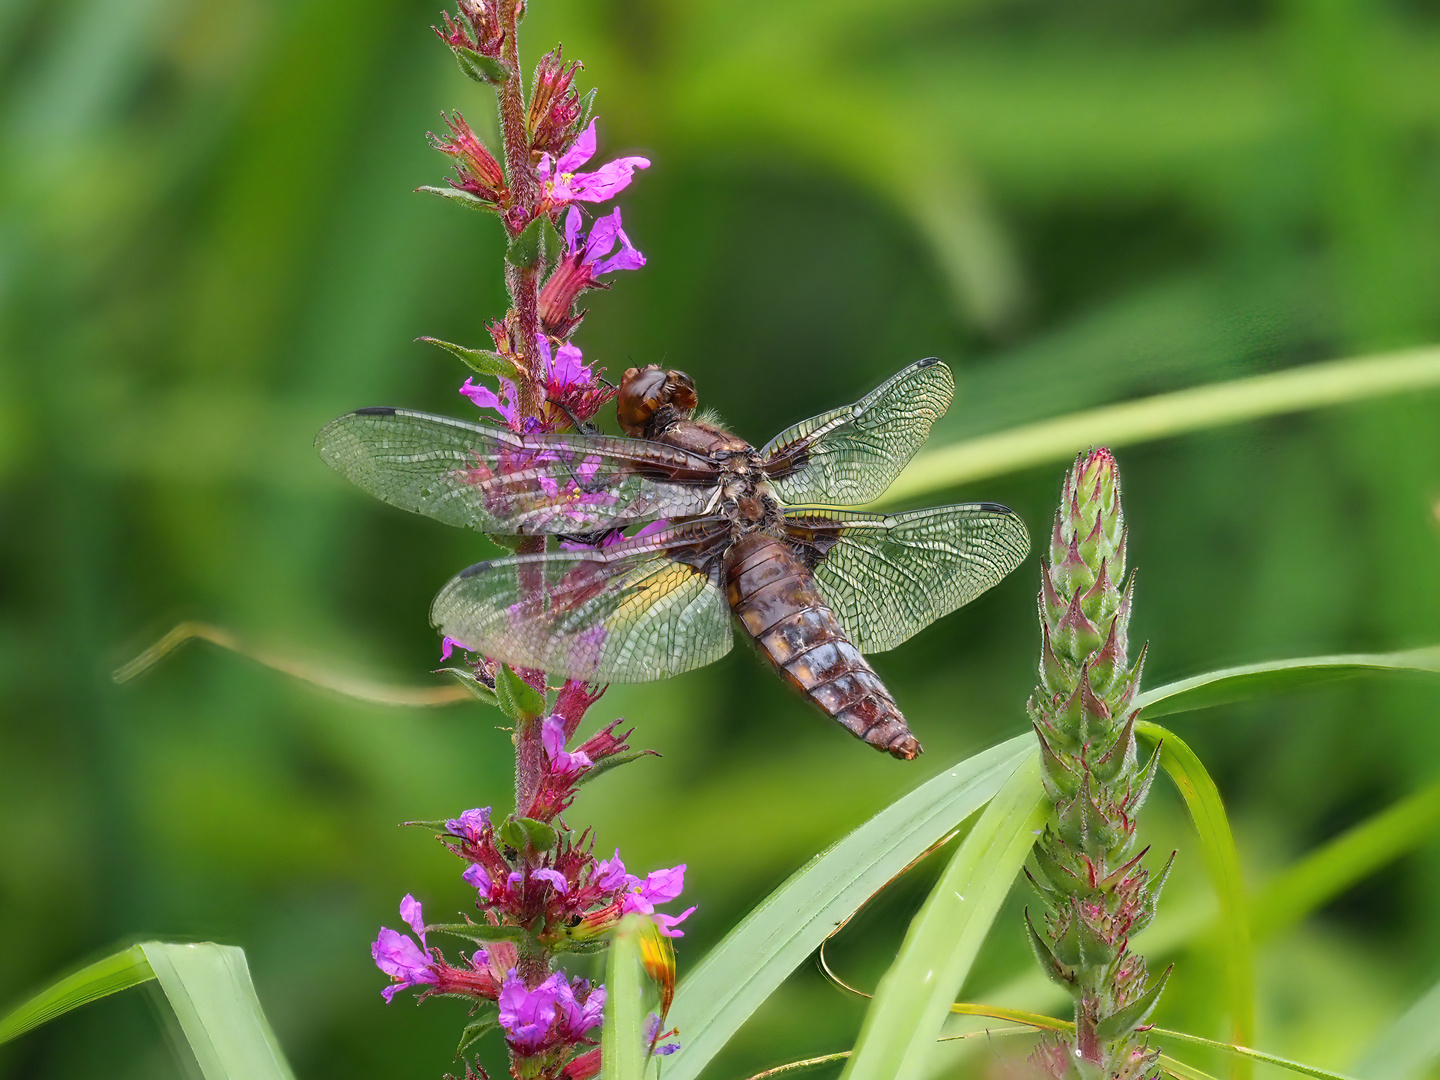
[{"x1": 3, "y1": 0, "x2": 1440, "y2": 1077}]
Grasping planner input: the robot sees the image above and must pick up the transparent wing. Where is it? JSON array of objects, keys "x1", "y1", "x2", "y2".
[
  {"x1": 317, "y1": 408, "x2": 719, "y2": 534},
  {"x1": 784, "y1": 503, "x2": 1030, "y2": 653},
  {"x1": 431, "y1": 521, "x2": 735, "y2": 683},
  {"x1": 759, "y1": 358, "x2": 955, "y2": 507}
]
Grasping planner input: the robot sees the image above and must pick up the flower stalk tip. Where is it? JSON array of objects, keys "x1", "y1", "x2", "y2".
[{"x1": 1027, "y1": 449, "x2": 1169, "y2": 1080}]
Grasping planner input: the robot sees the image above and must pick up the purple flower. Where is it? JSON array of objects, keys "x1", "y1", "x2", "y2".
[
  {"x1": 645, "y1": 1012, "x2": 681, "y2": 1056},
  {"x1": 533, "y1": 867, "x2": 569, "y2": 895},
  {"x1": 460, "y1": 374, "x2": 519, "y2": 427},
  {"x1": 463, "y1": 863, "x2": 493, "y2": 895},
  {"x1": 497, "y1": 969, "x2": 605, "y2": 1055},
  {"x1": 593, "y1": 849, "x2": 629, "y2": 890},
  {"x1": 558, "y1": 980, "x2": 605, "y2": 1040},
  {"x1": 499, "y1": 969, "x2": 566, "y2": 1054},
  {"x1": 621, "y1": 863, "x2": 695, "y2": 938},
  {"x1": 372, "y1": 894, "x2": 438, "y2": 1001},
  {"x1": 447, "y1": 807, "x2": 491, "y2": 842},
  {"x1": 563, "y1": 206, "x2": 646, "y2": 274},
  {"x1": 542, "y1": 715, "x2": 594, "y2": 778},
  {"x1": 537, "y1": 334, "x2": 592, "y2": 396},
  {"x1": 539, "y1": 120, "x2": 650, "y2": 207}
]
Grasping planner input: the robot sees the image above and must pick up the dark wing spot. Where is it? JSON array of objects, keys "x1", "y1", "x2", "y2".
[
  {"x1": 915, "y1": 356, "x2": 941, "y2": 369},
  {"x1": 459, "y1": 560, "x2": 495, "y2": 578},
  {"x1": 354, "y1": 406, "x2": 397, "y2": 416},
  {"x1": 973, "y1": 501, "x2": 1015, "y2": 514}
]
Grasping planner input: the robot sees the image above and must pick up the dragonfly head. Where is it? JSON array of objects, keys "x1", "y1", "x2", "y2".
[{"x1": 617, "y1": 365, "x2": 698, "y2": 435}]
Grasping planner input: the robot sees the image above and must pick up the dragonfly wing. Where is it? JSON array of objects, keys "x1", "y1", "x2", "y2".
[
  {"x1": 783, "y1": 503, "x2": 1030, "y2": 653},
  {"x1": 317, "y1": 408, "x2": 718, "y2": 534},
  {"x1": 759, "y1": 359, "x2": 954, "y2": 507},
  {"x1": 431, "y1": 521, "x2": 736, "y2": 683}
]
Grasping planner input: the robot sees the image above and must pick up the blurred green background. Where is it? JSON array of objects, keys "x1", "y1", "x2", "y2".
[{"x1": 3, "y1": 0, "x2": 1440, "y2": 1077}]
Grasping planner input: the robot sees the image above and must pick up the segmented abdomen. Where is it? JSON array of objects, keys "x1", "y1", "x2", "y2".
[{"x1": 723, "y1": 533, "x2": 922, "y2": 759}]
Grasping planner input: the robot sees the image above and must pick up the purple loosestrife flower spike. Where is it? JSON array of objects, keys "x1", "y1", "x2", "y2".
[{"x1": 1026, "y1": 449, "x2": 1171, "y2": 1080}]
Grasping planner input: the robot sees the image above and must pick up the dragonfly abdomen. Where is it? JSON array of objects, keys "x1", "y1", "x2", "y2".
[{"x1": 723, "y1": 534, "x2": 923, "y2": 760}]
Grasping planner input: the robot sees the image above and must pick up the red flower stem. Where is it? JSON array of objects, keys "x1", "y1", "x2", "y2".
[
  {"x1": 495, "y1": 0, "x2": 551, "y2": 992},
  {"x1": 496, "y1": 0, "x2": 544, "y2": 420}
]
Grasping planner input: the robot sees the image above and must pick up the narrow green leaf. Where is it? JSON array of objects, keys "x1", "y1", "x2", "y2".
[
  {"x1": 0, "y1": 944, "x2": 154, "y2": 1044},
  {"x1": 1161, "y1": 1054, "x2": 1223, "y2": 1080},
  {"x1": 1134, "y1": 647, "x2": 1440, "y2": 720},
  {"x1": 437, "y1": 666, "x2": 500, "y2": 706},
  {"x1": 424, "y1": 922, "x2": 532, "y2": 945},
  {"x1": 495, "y1": 664, "x2": 545, "y2": 720},
  {"x1": 1152, "y1": 1028, "x2": 1359, "y2": 1080},
  {"x1": 418, "y1": 336, "x2": 516, "y2": 379},
  {"x1": 602, "y1": 915, "x2": 651, "y2": 1080},
  {"x1": 664, "y1": 736, "x2": 1034, "y2": 1080},
  {"x1": 1138, "y1": 723, "x2": 1253, "y2": 1080},
  {"x1": 416, "y1": 185, "x2": 502, "y2": 214},
  {"x1": 879, "y1": 346, "x2": 1440, "y2": 502},
  {"x1": 113, "y1": 621, "x2": 470, "y2": 707},
  {"x1": 576, "y1": 749, "x2": 658, "y2": 786},
  {"x1": 1351, "y1": 975, "x2": 1440, "y2": 1080},
  {"x1": 506, "y1": 216, "x2": 544, "y2": 267},
  {"x1": 840, "y1": 754, "x2": 1046, "y2": 1080},
  {"x1": 140, "y1": 941, "x2": 296, "y2": 1080}
]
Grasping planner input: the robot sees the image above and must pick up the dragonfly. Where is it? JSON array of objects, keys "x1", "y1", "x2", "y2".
[{"x1": 316, "y1": 358, "x2": 1030, "y2": 759}]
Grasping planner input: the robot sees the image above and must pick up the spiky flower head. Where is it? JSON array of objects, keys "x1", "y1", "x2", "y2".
[{"x1": 1025, "y1": 448, "x2": 1170, "y2": 1080}]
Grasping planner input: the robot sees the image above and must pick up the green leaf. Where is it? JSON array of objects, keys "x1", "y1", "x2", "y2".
[
  {"x1": 450, "y1": 45, "x2": 509, "y2": 85},
  {"x1": 140, "y1": 942, "x2": 297, "y2": 1080},
  {"x1": 1152, "y1": 1028, "x2": 1360, "y2": 1080},
  {"x1": 879, "y1": 346, "x2": 1440, "y2": 502},
  {"x1": 576, "y1": 749, "x2": 658, "y2": 786},
  {"x1": 839, "y1": 754, "x2": 1046, "y2": 1080},
  {"x1": 416, "y1": 184, "x2": 502, "y2": 214},
  {"x1": 0, "y1": 944, "x2": 154, "y2": 1044},
  {"x1": 516, "y1": 817, "x2": 559, "y2": 851},
  {"x1": 0, "y1": 941, "x2": 296, "y2": 1078},
  {"x1": 602, "y1": 915, "x2": 651, "y2": 1080},
  {"x1": 1351, "y1": 975, "x2": 1440, "y2": 1080},
  {"x1": 664, "y1": 736, "x2": 1034, "y2": 1080},
  {"x1": 1134, "y1": 647, "x2": 1440, "y2": 720},
  {"x1": 1138, "y1": 723, "x2": 1253, "y2": 1080},
  {"x1": 495, "y1": 664, "x2": 545, "y2": 721},
  {"x1": 436, "y1": 666, "x2": 500, "y2": 706},
  {"x1": 418, "y1": 336, "x2": 516, "y2": 379},
  {"x1": 424, "y1": 922, "x2": 532, "y2": 946},
  {"x1": 506, "y1": 216, "x2": 544, "y2": 267}
]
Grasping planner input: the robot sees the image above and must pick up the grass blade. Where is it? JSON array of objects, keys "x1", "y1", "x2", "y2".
[
  {"x1": 1350, "y1": 976, "x2": 1440, "y2": 1080},
  {"x1": 113, "y1": 621, "x2": 470, "y2": 706},
  {"x1": 601, "y1": 915, "x2": 651, "y2": 1080},
  {"x1": 839, "y1": 754, "x2": 1046, "y2": 1080},
  {"x1": 1153, "y1": 1028, "x2": 1360, "y2": 1080},
  {"x1": 664, "y1": 735, "x2": 1034, "y2": 1080},
  {"x1": 0, "y1": 942, "x2": 294, "y2": 1080},
  {"x1": 1134, "y1": 647, "x2": 1440, "y2": 719},
  {"x1": 140, "y1": 942, "x2": 296, "y2": 1080},
  {"x1": 880, "y1": 346, "x2": 1440, "y2": 501},
  {"x1": 0, "y1": 944, "x2": 154, "y2": 1044},
  {"x1": 1253, "y1": 780, "x2": 1440, "y2": 940},
  {"x1": 1138, "y1": 723, "x2": 1253, "y2": 1080}
]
